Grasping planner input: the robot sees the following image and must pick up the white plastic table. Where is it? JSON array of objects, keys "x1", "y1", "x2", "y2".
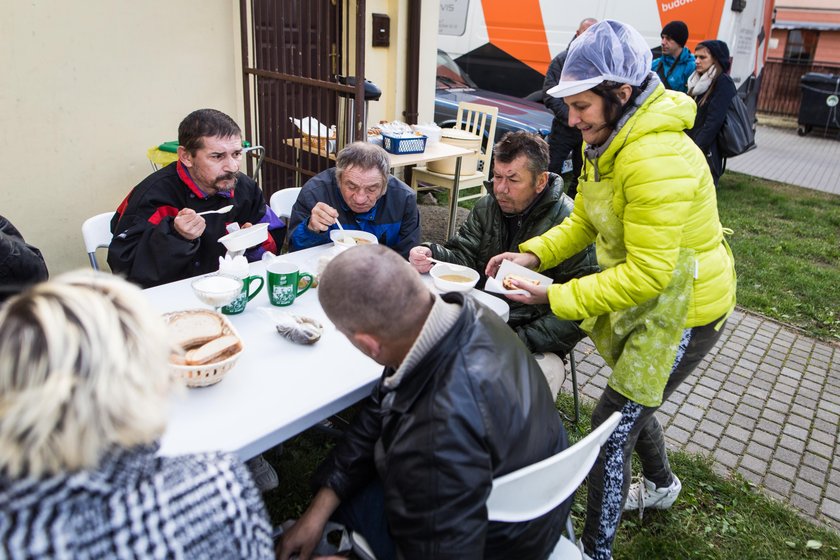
[{"x1": 151, "y1": 244, "x2": 508, "y2": 460}]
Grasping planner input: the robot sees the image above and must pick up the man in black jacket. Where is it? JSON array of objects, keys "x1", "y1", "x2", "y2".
[
  {"x1": 409, "y1": 132, "x2": 598, "y2": 396},
  {"x1": 0, "y1": 215, "x2": 48, "y2": 302},
  {"x1": 108, "y1": 109, "x2": 285, "y2": 289},
  {"x1": 542, "y1": 17, "x2": 597, "y2": 198},
  {"x1": 278, "y1": 245, "x2": 572, "y2": 560}
]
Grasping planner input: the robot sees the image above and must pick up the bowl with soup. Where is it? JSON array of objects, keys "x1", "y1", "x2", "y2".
[
  {"x1": 330, "y1": 229, "x2": 379, "y2": 250},
  {"x1": 429, "y1": 262, "x2": 480, "y2": 293}
]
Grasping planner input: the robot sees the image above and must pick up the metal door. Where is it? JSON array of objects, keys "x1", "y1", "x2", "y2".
[{"x1": 240, "y1": 0, "x2": 367, "y2": 196}]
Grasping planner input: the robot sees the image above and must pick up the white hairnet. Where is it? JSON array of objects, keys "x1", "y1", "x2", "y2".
[{"x1": 548, "y1": 20, "x2": 653, "y2": 98}]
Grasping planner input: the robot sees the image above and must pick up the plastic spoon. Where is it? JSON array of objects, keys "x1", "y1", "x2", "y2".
[
  {"x1": 428, "y1": 257, "x2": 469, "y2": 272},
  {"x1": 334, "y1": 220, "x2": 356, "y2": 245},
  {"x1": 198, "y1": 204, "x2": 234, "y2": 216}
]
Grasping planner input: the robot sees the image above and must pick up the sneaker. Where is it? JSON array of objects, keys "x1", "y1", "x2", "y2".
[
  {"x1": 246, "y1": 454, "x2": 279, "y2": 492},
  {"x1": 624, "y1": 474, "x2": 682, "y2": 515},
  {"x1": 533, "y1": 352, "x2": 567, "y2": 399},
  {"x1": 577, "y1": 539, "x2": 612, "y2": 560}
]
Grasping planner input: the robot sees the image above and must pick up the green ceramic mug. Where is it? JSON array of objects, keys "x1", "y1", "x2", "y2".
[
  {"x1": 221, "y1": 275, "x2": 265, "y2": 315},
  {"x1": 267, "y1": 261, "x2": 314, "y2": 306}
]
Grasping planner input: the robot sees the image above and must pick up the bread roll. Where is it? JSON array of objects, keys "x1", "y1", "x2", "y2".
[{"x1": 502, "y1": 274, "x2": 539, "y2": 290}]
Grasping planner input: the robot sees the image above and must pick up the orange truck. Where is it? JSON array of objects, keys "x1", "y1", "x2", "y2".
[{"x1": 438, "y1": 0, "x2": 774, "y2": 109}]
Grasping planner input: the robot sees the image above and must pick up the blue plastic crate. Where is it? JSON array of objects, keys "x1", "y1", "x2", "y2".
[{"x1": 381, "y1": 133, "x2": 427, "y2": 155}]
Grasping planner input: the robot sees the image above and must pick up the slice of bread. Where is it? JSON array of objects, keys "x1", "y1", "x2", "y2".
[
  {"x1": 185, "y1": 335, "x2": 242, "y2": 365},
  {"x1": 502, "y1": 274, "x2": 539, "y2": 290},
  {"x1": 168, "y1": 311, "x2": 224, "y2": 350}
]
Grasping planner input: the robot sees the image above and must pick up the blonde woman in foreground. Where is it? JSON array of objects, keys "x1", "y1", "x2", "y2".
[{"x1": 0, "y1": 271, "x2": 273, "y2": 558}]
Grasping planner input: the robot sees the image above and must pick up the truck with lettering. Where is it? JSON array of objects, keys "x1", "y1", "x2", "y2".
[{"x1": 438, "y1": 0, "x2": 774, "y2": 111}]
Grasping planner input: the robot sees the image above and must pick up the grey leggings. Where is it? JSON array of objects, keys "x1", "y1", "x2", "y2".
[{"x1": 581, "y1": 318, "x2": 726, "y2": 560}]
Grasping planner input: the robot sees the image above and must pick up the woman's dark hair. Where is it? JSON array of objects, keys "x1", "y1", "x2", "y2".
[
  {"x1": 178, "y1": 109, "x2": 242, "y2": 154},
  {"x1": 591, "y1": 77, "x2": 648, "y2": 129}
]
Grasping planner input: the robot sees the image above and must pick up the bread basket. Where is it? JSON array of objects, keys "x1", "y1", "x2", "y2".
[{"x1": 163, "y1": 310, "x2": 244, "y2": 388}]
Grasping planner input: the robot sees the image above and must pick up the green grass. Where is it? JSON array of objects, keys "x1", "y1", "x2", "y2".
[
  {"x1": 559, "y1": 395, "x2": 840, "y2": 560},
  {"x1": 717, "y1": 172, "x2": 840, "y2": 341},
  {"x1": 265, "y1": 395, "x2": 840, "y2": 559}
]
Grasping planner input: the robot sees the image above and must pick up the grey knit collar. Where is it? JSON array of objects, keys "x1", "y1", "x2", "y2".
[{"x1": 382, "y1": 294, "x2": 461, "y2": 390}]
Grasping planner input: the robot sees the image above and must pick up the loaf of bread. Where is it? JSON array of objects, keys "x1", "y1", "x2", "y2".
[
  {"x1": 168, "y1": 311, "x2": 224, "y2": 350},
  {"x1": 185, "y1": 335, "x2": 242, "y2": 365},
  {"x1": 502, "y1": 274, "x2": 539, "y2": 290}
]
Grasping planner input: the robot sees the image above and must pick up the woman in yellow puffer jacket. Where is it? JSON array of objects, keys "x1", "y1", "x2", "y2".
[{"x1": 487, "y1": 20, "x2": 736, "y2": 560}]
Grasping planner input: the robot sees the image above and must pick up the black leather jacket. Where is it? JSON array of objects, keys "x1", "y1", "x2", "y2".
[{"x1": 314, "y1": 294, "x2": 571, "y2": 560}]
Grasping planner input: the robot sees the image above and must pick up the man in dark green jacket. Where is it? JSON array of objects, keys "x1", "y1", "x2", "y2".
[{"x1": 410, "y1": 132, "x2": 597, "y2": 391}]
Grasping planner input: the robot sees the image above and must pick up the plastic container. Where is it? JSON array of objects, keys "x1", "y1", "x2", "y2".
[
  {"x1": 797, "y1": 72, "x2": 840, "y2": 136},
  {"x1": 382, "y1": 133, "x2": 427, "y2": 155},
  {"x1": 426, "y1": 129, "x2": 481, "y2": 175}
]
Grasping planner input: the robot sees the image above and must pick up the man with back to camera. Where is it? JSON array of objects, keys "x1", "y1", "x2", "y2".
[
  {"x1": 108, "y1": 108, "x2": 285, "y2": 289},
  {"x1": 652, "y1": 20, "x2": 695, "y2": 92},
  {"x1": 107, "y1": 108, "x2": 284, "y2": 491},
  {"x1": 278, "y1": 245, "x2": 572, "y2": 560},
  {"x1": 408, "y1": 132, "x2": 598, "y2": 398},
  {"x1": 287, "y1": 142, "x2": 420, "y2": 258},
  {"x1": 542, "y1": 17, "x2": 597, "y2": 198}
]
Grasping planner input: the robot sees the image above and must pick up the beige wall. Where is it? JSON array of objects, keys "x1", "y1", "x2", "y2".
[
  {"x1": 360, "y1": 0, "x2": 437, "y2": 126},
  {"x1": 2, "y1": 1, "x2": 243, "y2": 274},
  {"x1": 2, "y1": 0, "x2": 436, "y2": 276}
]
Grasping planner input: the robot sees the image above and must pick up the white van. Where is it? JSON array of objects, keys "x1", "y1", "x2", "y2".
[{"x1": 438, "y1": 0, "x2": 773, "y2": 106}]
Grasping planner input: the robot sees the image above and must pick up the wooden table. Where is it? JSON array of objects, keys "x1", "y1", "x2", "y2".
[
  {"x1": 285, "y1": 138, "x2": 474, "y2": 238},
  {"x1": 150, "y1": 244, "x2": 508, "y2": 460}
]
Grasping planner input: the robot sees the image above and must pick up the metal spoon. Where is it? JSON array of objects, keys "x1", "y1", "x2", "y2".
[{"x1": 198, "y1": 204, "x2": 234, "y2": 216}]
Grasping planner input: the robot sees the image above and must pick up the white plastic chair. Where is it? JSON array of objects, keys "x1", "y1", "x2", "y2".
[
  {"x1": 269, "y1": 187, "x2": 302, "y2": 220},
  {"x1": 81, "y1": 212, "x2": 116, "y2": 270},
  {"x1": 410, "y1": 101, "x2": 498, "y2": 205},
  {"x1": 485, "y1": 411, "x2": 623, "y2": 559},
  {"x1": 351, "y1": 412, "x2": 623, "y2": 559}
]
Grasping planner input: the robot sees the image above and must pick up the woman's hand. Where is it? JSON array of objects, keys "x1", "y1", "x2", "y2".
[
  {"x1": 504, "y1": 278, "x2": 549, "y2": 305},
  {"x1": 485, "y1": 252, "x2": 540, "y2": 279}
]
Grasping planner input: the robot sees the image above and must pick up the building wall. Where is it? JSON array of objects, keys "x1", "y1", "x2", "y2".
[
  {"x1": 2, "y1": 0, "x2": 437, "y2": 276},
  {"x1": 1, "y1": 1, "x2": 243, "y2": 275},
  {"x1": 814, "y1": 32, "x2": 840, "y2": 64}
]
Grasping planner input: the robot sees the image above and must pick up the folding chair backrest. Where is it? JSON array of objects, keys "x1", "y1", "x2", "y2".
[
  {"x1": 81, "y1": 212, "x2": 116, "y2": 271},
  {"x1": 486, "y1": 412, "x2": 623, "y2": 522},
  {"x1": 270, "y1": 187, "x2": 302, "y2": 220},
  {"x1": 455, "y1": 101, "x2": 498, "y2": 179}
]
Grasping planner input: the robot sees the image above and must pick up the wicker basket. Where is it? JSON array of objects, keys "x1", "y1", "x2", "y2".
[{"x1": 163, "y1": 310, "x2": 244, "y2": 388}]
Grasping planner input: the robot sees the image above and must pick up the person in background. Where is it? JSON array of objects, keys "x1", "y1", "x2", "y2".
[
  {"x1": 287, "y1": 142, "x2": 420, "y2": 258},
  {"x1": 409, "y1": 131, "x2": 598, "y2": 398},
  {"x1": 488, "y1": 20, "x2": 736, "y2": 560},
  {"x1": 0, "y1": 214, "x2": 48, "y2": 303},
  {"x1": 686, "y1": 40, "x2": 738, "y2": 186},
  {"x1": 652, "y1": 20, "x2": 695, "y2": 92},
  {"x1": 278, "y1": 245, "x2": 571, "y2": 560},
  {"x1": 0, "y1": 271, "x2": 274, "y2": 558},
  {"x1": 108, "y1": 108, "x2": 285, "y2": 289},
  {"x1": 542, "y1": 17, "x2": 598, "y2": 198}
]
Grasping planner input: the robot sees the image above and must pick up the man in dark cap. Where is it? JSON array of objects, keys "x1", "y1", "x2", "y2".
[{"x1": 652, "y1": 20, "x2": 695, "y2": 92}]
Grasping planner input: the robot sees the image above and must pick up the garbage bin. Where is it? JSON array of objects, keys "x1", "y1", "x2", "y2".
[{"x1": 797, "y1": 72, "x2": 840, "y2": 136}]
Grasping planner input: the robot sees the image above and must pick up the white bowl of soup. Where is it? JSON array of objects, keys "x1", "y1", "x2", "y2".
[
  {"x1": 330, "y1": 229, "x2": 378, "y2": 250},
  {"x1": 429, "y1": 263, "x2": 480, "y2": 293}
]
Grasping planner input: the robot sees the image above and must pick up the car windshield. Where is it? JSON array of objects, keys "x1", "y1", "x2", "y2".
[{"x1": 436, "y1": 50, "x2": 477, "y2": 90}]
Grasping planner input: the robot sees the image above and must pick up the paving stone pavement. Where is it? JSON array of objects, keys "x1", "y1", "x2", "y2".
[{"x1": 566, "y1": 308, "x2": 840, "y2": 531}]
